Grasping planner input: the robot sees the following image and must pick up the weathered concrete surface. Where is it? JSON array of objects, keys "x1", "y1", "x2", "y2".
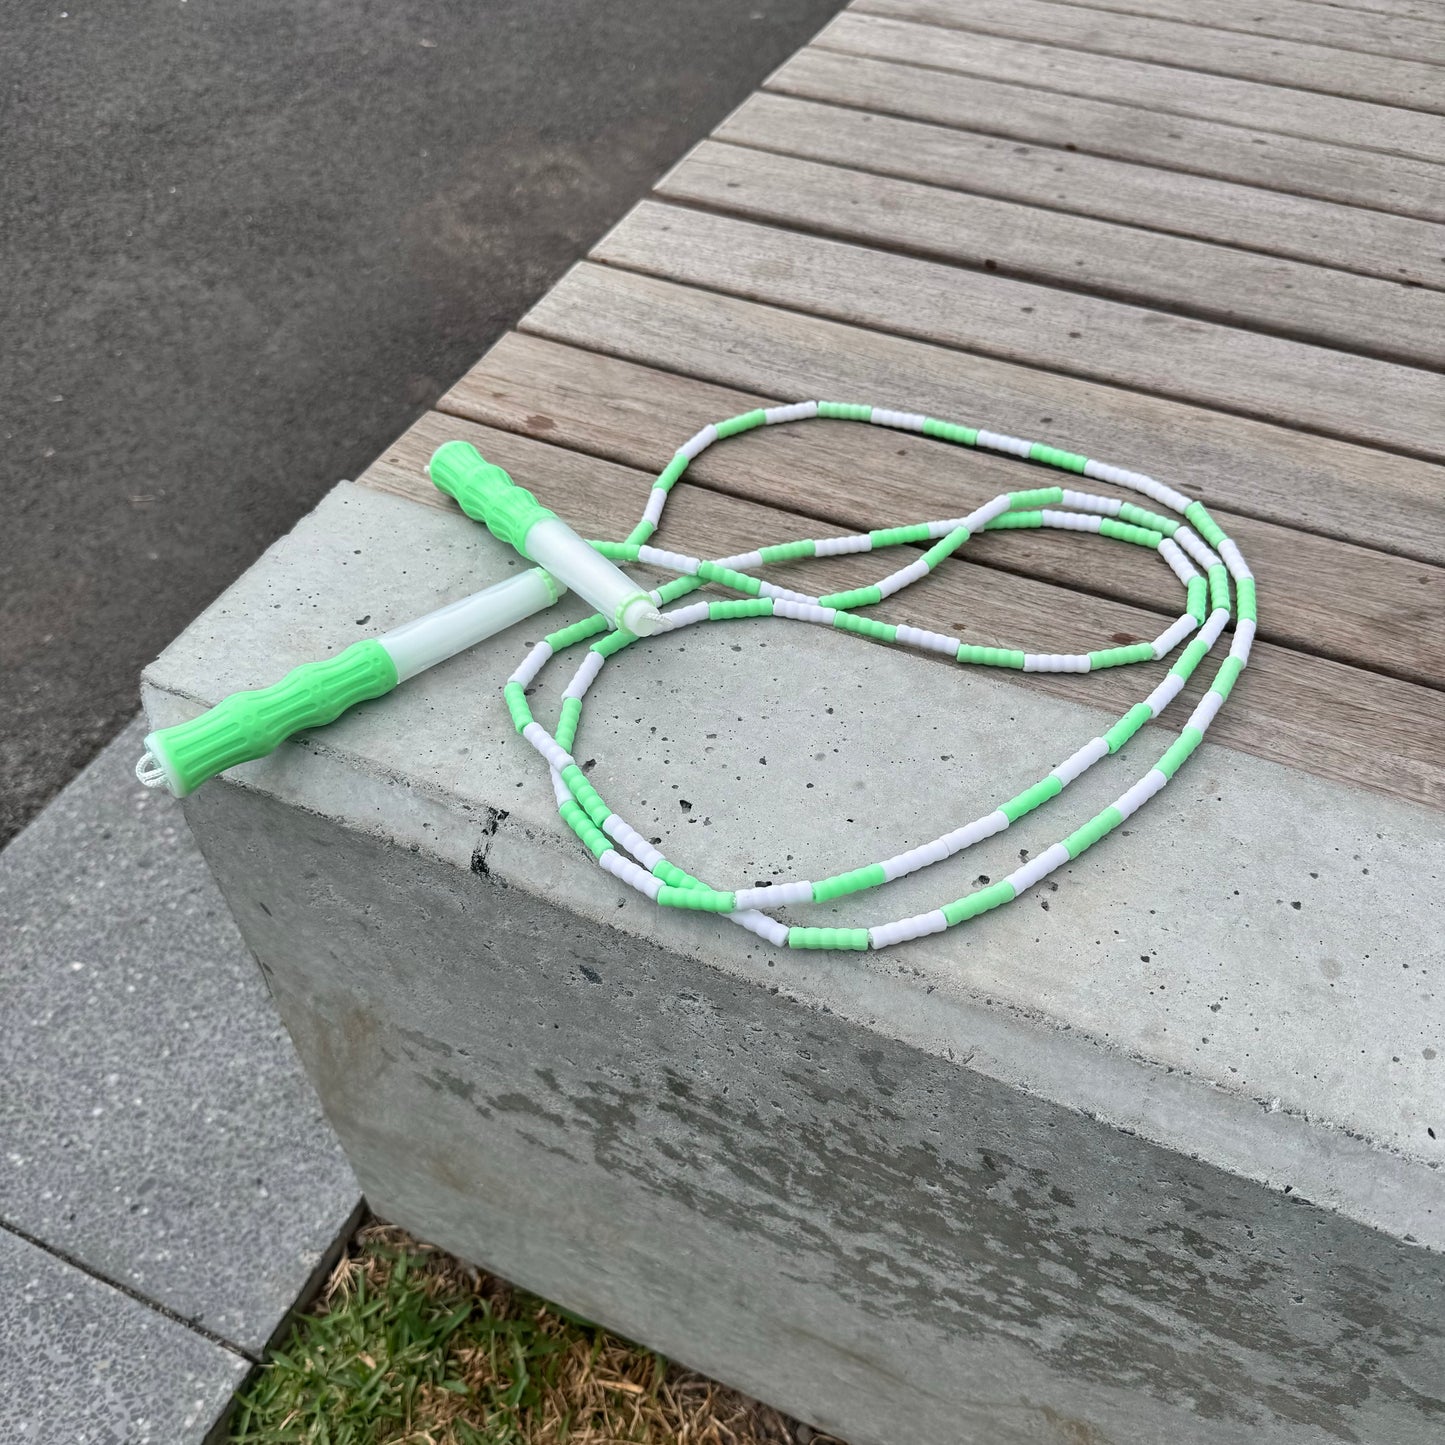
[
  {"x1": 0, "y1": 1225, "x2": 247, "y2": 1444},
  {"x1": 145, "y1": 481, "x2": 1445, "y2": 1444},
  {"x1": 0, "y1": 717, "x2": 359, "y2": 1354}
]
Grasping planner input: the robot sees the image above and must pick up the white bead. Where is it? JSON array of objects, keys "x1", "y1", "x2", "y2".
[
  {"x1": 730, "y1": 910, "x2": 790, "y2": 946},
  {"x1": 1005, "y1": 842, "x2": 1070, "y2": 894},
  {"x1": 1174, "y1": 526, "x2": 1222, "y2": 572},
  {"x1": 679, "y1": 424, "x2": 718, "y2": 460},
  {"x1": 508, "y1": 640, "x2": 553, "y2": 688},
  {"x1": 869, "y1": 910, "x2": 949, "y2": 949},
  {"x1": 1061, "y1": 488, "x2": 1122, "y2": 516},
  {"x1": 1115, "y1": 770, "x2": 1168, "y2": 820},
  {"x1": 1052, "y1": 736, "x2": 1109, "y2": 785},
  {"x1": 1158, "y1": 537, "x2": 1200, "y2": 584},
  {"x1": 523, "y1": 723, "x2": 572, "y2": 773},
  {"x1": 561, "y1": 648, "x2": 605, "y2": 701},
  {"x1": 1151, "y1": 613, "x2": 1197, "y2": 659},
  {"x1": 895, "y1": 624, "x2": 962, "y2": 656},
  {"x1": 1218, "y1": 537, "x2": 1253, "y2": 580},
  {"x1": 814, "y1": 533, "x2": 873, "y2": 557}
]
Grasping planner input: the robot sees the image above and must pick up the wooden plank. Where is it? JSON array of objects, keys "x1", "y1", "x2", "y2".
[
  {"x1": 817, "y1": 13, "x2": 1445, "y2": 162},
  {"x1": 767, "y1": 48, "x2": 1445, "y2": 222},
  {"x1": 521, "y1": 263, "x2": 1445, "y2": 566},
  {"x1": 853, "y1": 0, "x2": 1445, "y2": 111},
  {"x1": 440, "y1": 331, "x2": 1445, "y2": 689},
  {"x1": 1031, "y1": 0, "x2": 1445, "y2": 65},
  {"x1": 659, "y1": 141, "x2": 1445, "y2": 369},
  {"x1": 591, "y1": 202, "x2": 1445, "y2": 459},
  {"x1": 1307, "y1": 0, "x2": 1439, "y2": 21},
  {"x1": 356, "y1": 407, "x2": 1445, "y2": 812},
  {"x1": 716, "y1": 94, "x2": 1445, "y2": 291}
]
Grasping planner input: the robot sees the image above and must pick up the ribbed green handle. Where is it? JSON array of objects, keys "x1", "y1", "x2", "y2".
[
  {"x1": 145, "y1": 640, "x2": 399, "y2": 797},
  {"x1": 428, "y1": 440, "x2": 557, "y2": 559}
]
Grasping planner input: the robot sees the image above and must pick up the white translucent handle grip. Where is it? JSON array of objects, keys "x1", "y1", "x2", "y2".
[{"x1": 378, "y1": 568, "x2": 561, "y2": 682}]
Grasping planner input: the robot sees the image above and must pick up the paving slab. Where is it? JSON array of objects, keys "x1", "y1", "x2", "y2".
[
  {"x1": 0, "y1": 718, "x2": 360, "y2": 1355},
  {"x1": 1, "y1": 1225, "x2": 247, "y2": 1445},
  {"x1": 144, "y1": 482, "x2": 1445, "y2": 1445}
]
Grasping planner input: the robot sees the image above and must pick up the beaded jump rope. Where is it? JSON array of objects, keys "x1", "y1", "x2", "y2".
[
  {"x1": 498, "y1": 400, "x2": 1256, "y2": 952},
  {"x1": 137, "y1": 400, "x2": 1255, "y2": 952}
]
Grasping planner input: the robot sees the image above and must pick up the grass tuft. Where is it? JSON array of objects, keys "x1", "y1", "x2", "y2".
[{"x1": 229, "y1": 1223, "x2": 841, "y2": 1445}]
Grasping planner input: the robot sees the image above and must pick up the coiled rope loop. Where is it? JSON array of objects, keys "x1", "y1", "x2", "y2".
[{"x1": 502, "y1": 401, "x2": 1255, "y2": 952}]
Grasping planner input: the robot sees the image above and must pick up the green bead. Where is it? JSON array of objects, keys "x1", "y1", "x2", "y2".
[
  {"x1": 504, "y1": 680, "x2": 533, "y2": 733},
  {"x1": 1185, "y1": 501, "x2": 1228, "y2": 548},
  {"x1": 1237, "y1": 577, "x2": 1257, "y2": 623},
  {"x1": 869, "y1": 523, "x2": 934, "y2": 548},
  {"x1": 696, "y1": 560, "x2": 763, "y2": 595},
  {"x1": 942, "y1": 880, "x2": 1015, "y2": 926},
  {"x1": 787, "y1": 926, "x2": 870, "y2": 950},
  {"x1": 1089, "y1": 643, "x2": 1154, "y2": 670},
  {"x1": 1001, "y1": 774, "x2": 1062, "y2": 823},
  {"x1": 1208, "y1": 563, "x2": 1231, "y2": 612},
  {"x1": 715, "y1": 409, "x2": 768, "y2": 438},
  {"x1": 1117, "y1": 501, "x2": 1178, "y2": 536},
  {"x1": 1186, "y1": 576, "x2": 1208, "y2": 624},
  {"x1": 819, "y1": 584, "x2": 883, "y2": 611},
  {"x1": 657, "y1": 454, "x2": 689, "y2": 490},
  {"x1": 1211, "y1": 655, "x2": 1245, "y2": 700},
  {"x1": 1170, "y1": 633, "x2": 1214, "y2": 682},
  {"x1": 1027, "y1": 446, "x2": 1087, "y2": 473},
  {"x1": 1104, "y1": 702, "x2": 1153, "y2": 753},
  {"x1": 561, "y1": 763, "x2": 610, "y2": 828},
  {"x1": 920, "y1": 528, "x2": 970, "y2": 570},
  {"x1": 658, "y1": 885, "x2": 737, "y2": 912},
  {"x1": 592, "y1": 628, "x2": 637, "y2": 658},
  {"x1": 759, "y1": 539, "x2": 816, "y2": 563},
  {"x1": 1157, "y1": 726, "x2": 1204, "y2": 779},
  {"x1": 1010, "y1": 486, "x2": 1064, "y2": 508},
  {"x1": 558, "y1": 799, "x2": 612, "y2": 859},
  {"x1": 812, "y1": 863, "x2": 887, "y2": 902},
  {"x1": 1062, "y1": 805, "x2": 1124, "y2": 860},
  {"x1": 545, "y1": 615, "x2": 608, "y2": 652},
  {"x1": 922, "y1": 418, "x2": 978, "y2": 446},
  {"x1": 833, "y1": 613, "x2": 897, "y2": 642},
  {"x1": 709, "y1": 598, "x2": 774, "y2": 620},
  {"x1": 1098, "y1": 518, "x2": 1163, "y2": 548},
  {"x1": 556, "y1": 695, "x2": 582, "y2": 752},
  {"x1": 818, "y1": 401, "x2": 872, "y2": 422},
  {"x1": 985, "y1": 510, "x2": 1043, "y2": 530},
  {"x1": 957, "y1": 645, "x2": 1026, "y2": 669}
]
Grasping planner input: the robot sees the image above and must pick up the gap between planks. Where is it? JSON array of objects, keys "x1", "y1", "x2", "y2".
[
  {"x1": 438, "y1": 331, "x2": 1445, "y2": 692},
  {"x1": 518, "y1": 262, "x2": 1445, "y2": 570},
  {"x1": 1028, "y1": 0, "x2": 1445, "y2": 64},
  {"x1": 816, "y1": 12, "x2": 1445, "y2": 163},
  {"x1": 715, "y1": 94, "x2": 1445, "y2": 293},
  {"x1": 354, "y1": 407, "x2": 1445, "y2": 815},
  {"x1": 766, "y1": 48, "x2": 1445, "y2": 224},
  {"x1": 657, "y1": 140, "x2": 1445, "y2": 371},
  {"x1": 849, "y1": 0, "x2": 1445, "y2": 113},
  {"x1": 589, "y1": 201, "x2": 1445, "y2": 462}
]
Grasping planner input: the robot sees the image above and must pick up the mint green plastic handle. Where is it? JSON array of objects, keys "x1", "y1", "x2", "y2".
[
  {"x1": 144, "y1": 640, "x2": 399, "y2": 797},
  {"x1": 428, "y1": 441, "x2": 557, "y2": 559}
]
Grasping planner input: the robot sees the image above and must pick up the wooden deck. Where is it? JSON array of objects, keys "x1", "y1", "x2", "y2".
[{"x1": 361, "y1": 0, "x2": 1445, "y2": 814}]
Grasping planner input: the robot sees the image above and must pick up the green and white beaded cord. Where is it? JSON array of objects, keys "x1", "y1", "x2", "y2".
[{"x1": 502, "y1": 399, "x2": 1256, "y2": 952}]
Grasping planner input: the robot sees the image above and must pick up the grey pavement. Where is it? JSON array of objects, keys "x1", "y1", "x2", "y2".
[
  {"x1": 2, "y1": 1226, "x2": 248, "y2": 1445},
  {"x1": 1, "y1": 719, "x2": 360, "y2": 1438},
  {"x1": 0, "y1": 0, "x2": 845, "y2": 846}
]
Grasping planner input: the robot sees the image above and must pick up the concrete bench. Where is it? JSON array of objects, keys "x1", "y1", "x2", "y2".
[{"x1": 143, "y1": 4, "x2": 1445, "y2": 1437}]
